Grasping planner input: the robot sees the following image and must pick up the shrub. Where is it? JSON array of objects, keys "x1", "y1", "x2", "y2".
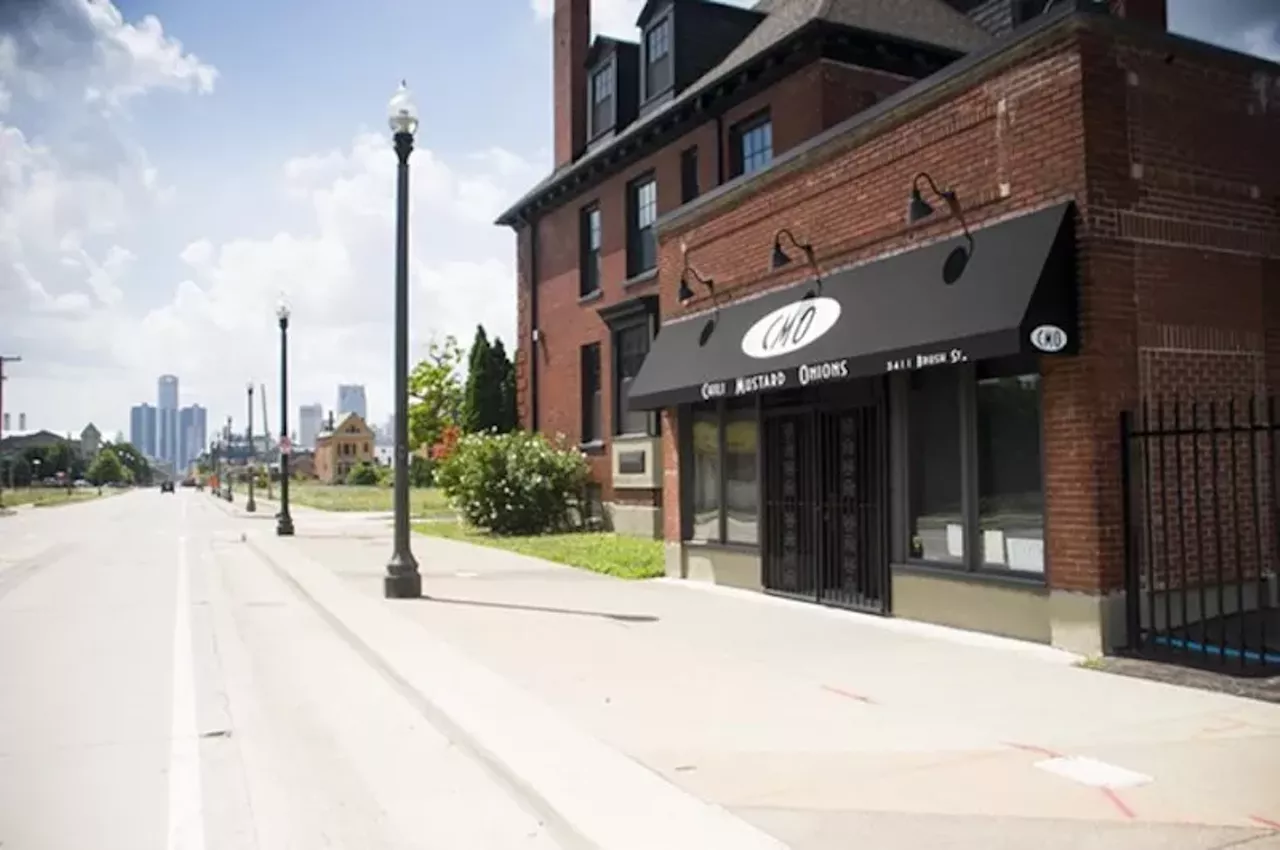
[
  {"x1": 409, "y1": 454, "x2": 435, "y2": 488},
  {"x1": 434, "y1": 430, "x2": 589, "y2": 535},
  {"x1": 346, "y1": 461, "x2": 381, "y2": 486}
]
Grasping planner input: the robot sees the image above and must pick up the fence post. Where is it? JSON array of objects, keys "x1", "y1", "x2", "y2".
[{"x1": 1120, "y1": 409, "x2": 1141, "y2": 652}]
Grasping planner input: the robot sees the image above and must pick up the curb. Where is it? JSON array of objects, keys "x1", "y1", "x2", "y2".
[{"x1": 244, "y1": 534, "x2": 789, "y2": 850}]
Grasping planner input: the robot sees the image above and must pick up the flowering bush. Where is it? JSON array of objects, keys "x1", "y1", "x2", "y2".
[
  {"x1": 431, "y1": 424, "x2": 462, "y2": 462},
  {"x1": 434, "y1": 430, "x2": 589, "y2": 535}
]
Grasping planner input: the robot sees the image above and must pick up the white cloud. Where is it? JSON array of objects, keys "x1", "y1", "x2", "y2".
[
  {"x1": 1, "y1": 1, "x2": 540, "y2": 439},
  {"x1": 1242, "y1": 22, "x2": 1280, "y2": 62}
]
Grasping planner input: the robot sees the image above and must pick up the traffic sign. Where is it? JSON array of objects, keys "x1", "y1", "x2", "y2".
[{"x1": 279, "y1": 436, "x2": 292, "y2": 455}]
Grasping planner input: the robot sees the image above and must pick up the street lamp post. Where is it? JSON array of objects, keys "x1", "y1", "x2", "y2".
[
  {"x1": 245, "y1": 383, "x2": 257, "y2": 513},
  {"x1": 210, "y1": 440, "x2": 219, "y2": 495},
  {"x1": 224, "y1": 416, "x2": 234, "y2": 502},
  {"x1": 276, "y1": 299, "x2": 295, "y2": 537},
  {"x1": 384, "y1": 80, "x2": 422, "y2": 600}
]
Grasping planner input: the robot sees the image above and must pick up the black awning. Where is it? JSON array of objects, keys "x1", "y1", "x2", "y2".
[{"x1": 628, "y1": 201, "x2": 1076, "y2": 411}]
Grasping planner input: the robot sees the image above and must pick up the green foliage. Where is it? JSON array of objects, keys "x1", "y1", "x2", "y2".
[
  {"x1": 461, "y1": 325, "x2": 518, "y2": 435},
  {"x1": 407, "y1": 335, "x2": 465, "y2": 451},
  {"x1": 0, "y1": 455, "x2": 31, "y2": 487},
  {"x1": 109, "y1": 442, "x2": 153, "y2": 485},
  {"x1": 86, "y1": 448, "x2": 126, "y2": 485},
  {"x1": 461, "y1": 325, "x2": 494, "y2": 433},
  {"x1": 409, "y1": 454, "x2": 435, "y2": 488},
  {"x1": 491, "y1": 337, "x2": 517, "y2": 432},
  {"x1": 346, "y1": 461, "x2": 381, "y2": 486},
  {"x1": 434, "y1": 430, "x2": 589, "y2": 535}
]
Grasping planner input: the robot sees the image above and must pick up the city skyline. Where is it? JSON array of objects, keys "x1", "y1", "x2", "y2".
[{"x1": 128, "y1": 374, "x2": 207, "y2": 470}]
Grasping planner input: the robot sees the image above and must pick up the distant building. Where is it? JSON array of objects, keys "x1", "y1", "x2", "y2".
[
  {"x1": 299, "y1": 403, "x2": 323, "y2": 449},
  {"x1": 80, "y1": 424, "x2": 101, "y2": 459},
  {"x1": 336, "y1": 384, "x2": 367, "y2": 420},
  {"x1": 157, "y1": 375, "x2": 179, "y2": 468},
  {"x1": 179, "y1": 405, "x2": 207, "y2": 469},
  {"x1": 314, "y1": 412, "x2": 374, "y2": 484},
  {"x1": 130, "y1": 403, "x2": 157, "y2": 456}
]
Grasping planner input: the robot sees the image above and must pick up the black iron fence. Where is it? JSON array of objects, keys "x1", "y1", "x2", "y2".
[{"x1": 1121, "y1": 397, "x2": 1280, "y2": 673}]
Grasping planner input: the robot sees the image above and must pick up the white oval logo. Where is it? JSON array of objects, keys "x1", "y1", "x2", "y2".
[
  {"x1": 1030, "y1": 324, "x2": 1068, "y2": 353},
  {"x1": 741, "y1": 297, "x2": 842, "y2": 360}
]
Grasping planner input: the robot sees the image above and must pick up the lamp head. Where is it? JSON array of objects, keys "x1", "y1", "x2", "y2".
[
  {"x1": 771, "y1": 241, "x2": 792, "y2": 271},
  {"x1": 677, "y1": 276, "x2": 696, "y2": 306},
  {"x1": 387, "y1": 80, "x2": 419, "y2": 137},
  {"x1": 906, "y1": 187, "x2": 935, "y2": 224}
]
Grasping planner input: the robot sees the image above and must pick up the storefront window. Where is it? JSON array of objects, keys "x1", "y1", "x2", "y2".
[
  {"x1": 899, "y1": 355, "x2": 1046, "y2": 579},
  {"x1": 724, "y1": 407, "x2": 758, "y2": 544},
  {"x1": 686, "y1": 401, "x2": 758, "y2": 545},
  {"x1": 690, "y1": 406, "x2": 720, "y2": 540},
  {"x1": 976, "y1": 365, "x2": 1044, "y2": 573},
  {"x1": 907, "y1": 368, "x2": 964, "y2": 564}
]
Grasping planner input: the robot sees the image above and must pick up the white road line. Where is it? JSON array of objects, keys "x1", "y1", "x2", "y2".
[{"x1": 167, "y1": 499, "x2": 206, "y2": 850}]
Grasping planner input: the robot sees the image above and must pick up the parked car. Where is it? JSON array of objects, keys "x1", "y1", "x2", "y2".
[{"x1": 160, "y1": 481, "x2": 175, "y2": 493}]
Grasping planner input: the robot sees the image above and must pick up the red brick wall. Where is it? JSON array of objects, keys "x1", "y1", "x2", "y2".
[
  {"x1": 517, "y1": 58, "x2": 923, "y2": 499},
  {"x1": 655, "y1": 19, "x2": 1278, "y2": 595}
]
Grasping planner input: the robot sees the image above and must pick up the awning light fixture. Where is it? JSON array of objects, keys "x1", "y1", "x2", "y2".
[
  {"x1": 678, "y1": 242, "x2": 716, "y2": 307},
  {"x1": 770, "y1": 228, "x2": 823, "y2": 298}
]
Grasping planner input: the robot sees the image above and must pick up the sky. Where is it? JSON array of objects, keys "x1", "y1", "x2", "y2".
[{"x1": 0, "y1": 0, "x2": 1277, "y2": 441}]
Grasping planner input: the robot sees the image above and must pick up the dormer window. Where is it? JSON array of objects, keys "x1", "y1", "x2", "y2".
[
  {"x1": 590, "y1": 63, "x2": 615, "y2": 139},
  {"x1": 643, "y1": 16, "x2": 672, "y2": 100}
]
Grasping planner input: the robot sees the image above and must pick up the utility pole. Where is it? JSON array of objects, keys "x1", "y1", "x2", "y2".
[{"x1": 0, "y1": 355, "x2": 23, "y2": 509}]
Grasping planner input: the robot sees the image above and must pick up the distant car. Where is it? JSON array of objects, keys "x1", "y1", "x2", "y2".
[{"x1": 160, "y1": 481, "x2": 175, "y2": 493}]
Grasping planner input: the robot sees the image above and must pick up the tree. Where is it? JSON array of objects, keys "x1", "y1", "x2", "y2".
[
  {"x1": 346, "y1": 462, "x2": 380, "y2": 486},
  {"x1": 86, "y1": 448, "x2": 126, "y2": 486},
  {"x1": 461, "y1": 325, "x2": 494, "y2": 433},
  {"x1": 110, "y1": 441, "x2": 153, "y2": 485},
  {"x1": 490, "y1": 337, "x2": 517, "y2": 433},
  {"x1": 407, "y1": 335, "x2": 465, "y2": 451}
]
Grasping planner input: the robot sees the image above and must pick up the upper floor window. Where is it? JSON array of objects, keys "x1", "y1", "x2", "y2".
[
  {"x1": 680, "y1": 146, "x2": 699, "y2": 204},
  {"x1": 644, "y1": 17, "x2": 672, "y2": 100},
  {"x1": 580, "y1": 204, "x2": 602, "y2": 296},
  {"x1": 730, "y1": 112, "x2": 773, "y2": 178},
  {"x1": 626, "y1": 175, "x2": 657, "y2": 278},
  {"x1": 590, "y1": 63, "x2": 615, "y2": 138}
]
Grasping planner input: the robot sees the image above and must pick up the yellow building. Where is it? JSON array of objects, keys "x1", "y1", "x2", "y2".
[{"x1": 314, "y1": 412, "x2": 375, "y2": 484}]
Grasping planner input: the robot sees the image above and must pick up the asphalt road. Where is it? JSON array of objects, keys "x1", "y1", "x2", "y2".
[{"x1": 0, "y1": 489, "x2": 564, "y2": 850}]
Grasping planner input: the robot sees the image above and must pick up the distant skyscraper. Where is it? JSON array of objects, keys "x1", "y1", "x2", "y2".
[
  {"x1": 157, "y1": 375, "x2": 179, "y2": 467},
  {"x1": 337, "y1": 384, "x2": 367, "y2": 419},
  {"x1": 179, "y1": 405, "x2": 207, "y2": 469},
  {"x1": 299, "y1": 403, "x2": 323, "y2": 449},
  {"x1": 130, "y1": 403, "x2": 157, "y2": 456}
]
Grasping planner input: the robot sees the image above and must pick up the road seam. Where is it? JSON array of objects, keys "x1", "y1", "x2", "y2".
[{"x1": 166, "y1": 504, "x2": 207, "y2": 850}]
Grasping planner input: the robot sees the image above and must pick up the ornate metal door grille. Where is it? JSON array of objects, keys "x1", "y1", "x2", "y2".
[{"x1": 762, "y1": 403, "x2": 889, "y2": 614}]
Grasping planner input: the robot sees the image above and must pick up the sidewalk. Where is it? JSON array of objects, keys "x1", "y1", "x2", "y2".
[{"x1": 240, "y1": 510, "x2": 1280, "y2": 849}]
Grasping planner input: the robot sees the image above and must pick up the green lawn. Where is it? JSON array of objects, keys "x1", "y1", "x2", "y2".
[
  {"x1": 412, "y1": 521, "x2": 666, "y2": 580},
  {"x1": 0, "y1": 487, "x2": 104, "y2": 508},
  {"x1": 287, "y1": 483, "x2": 453, "y2": 516}
]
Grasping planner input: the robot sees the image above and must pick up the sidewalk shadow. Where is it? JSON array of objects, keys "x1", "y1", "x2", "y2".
[{"x1": 423, "y1": 595, "x2": 658, "y2": 624}]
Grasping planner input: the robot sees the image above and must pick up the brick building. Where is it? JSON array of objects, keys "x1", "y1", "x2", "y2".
[{"x1": 499, "y1": 0, "x2": 1280, "y2": 657}]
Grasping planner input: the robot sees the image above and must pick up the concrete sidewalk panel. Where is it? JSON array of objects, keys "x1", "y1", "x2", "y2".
[{"x1": 245, "y1": 533, "x2": 789, "y2": 850}]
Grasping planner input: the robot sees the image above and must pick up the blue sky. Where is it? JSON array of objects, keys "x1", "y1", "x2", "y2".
[{"x1": 0, "y1": 0, "x2": 1277, "y2": 439}]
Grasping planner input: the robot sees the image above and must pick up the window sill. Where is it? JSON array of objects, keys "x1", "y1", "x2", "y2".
[
  {"x1": 623, "y1": 268, "x2": 658, "y2": 289},
  {"x1": 578, "y1": 288, "x2": 604, "y2": 305},
  {"x1": 579, "y1": 440, "x2": 606, "y2": 456},
  {"x1": 614, "y1": 430, "x2": 658, "y2": 440},
  {"x1": 684, "y1": 538, "x2": 759, "y2": 555},
  {"x1": 893, "y1": 560, "x2": 1048, "y2": 591}
]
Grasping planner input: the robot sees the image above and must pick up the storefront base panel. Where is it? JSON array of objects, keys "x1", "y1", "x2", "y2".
[
  {"x1": 680, "y1": 545, "x2": 763, "y2": 592},
  {"x1": 604, "y1": 502, "x2": 663, "y2": 539},
  {"x1": 1048, "y1": 589, "x2": 1127, "y2": 658},
  {"x1": 892, "y1": 570, "x2": 1051, "y2": 645}
]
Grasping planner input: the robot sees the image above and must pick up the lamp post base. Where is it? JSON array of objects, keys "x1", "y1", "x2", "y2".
[
  {"x1": 246, "y1": 499, "x2": 256, "y2": 512},
  {"x1": 383, "y1": 570, "x2": 422, "y2": 599},
  {"x1": 276, "y1": 514, "x2": 295, "y2": 536}
]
